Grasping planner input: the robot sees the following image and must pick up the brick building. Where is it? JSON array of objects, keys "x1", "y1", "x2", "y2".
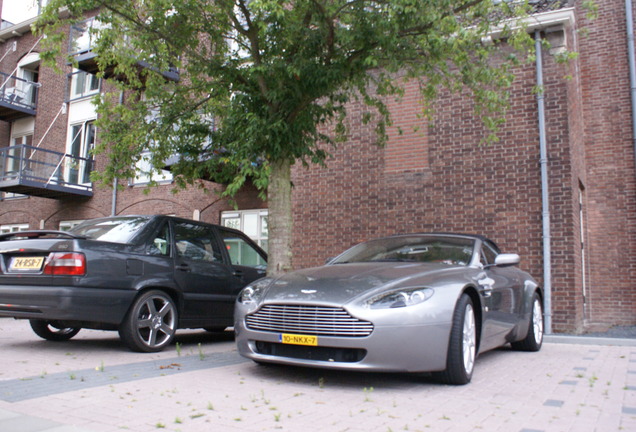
[{"x1": 0, "y1": 0, "x2": 634, "y2": 333}]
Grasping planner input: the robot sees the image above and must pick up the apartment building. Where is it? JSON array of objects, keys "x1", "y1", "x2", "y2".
[
  {"x1": 0, "y1": 0, "x2": 634, "y2": 333},
  {"x1": 0, "y1": 1, "x2": 266, "y2": 243}
]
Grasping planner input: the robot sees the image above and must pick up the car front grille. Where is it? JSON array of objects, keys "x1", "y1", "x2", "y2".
[
  {"x1": 245, "y1": 305, "x2": 374, "y2": 337},
  {"x1": 254, "y1": 341, "x2": 366, "y2": 363}
]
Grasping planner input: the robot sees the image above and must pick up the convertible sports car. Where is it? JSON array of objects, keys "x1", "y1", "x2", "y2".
[
  {"x1": 235, "y1": 233, "x2": 543, "y2": 385},
  {"x1": 0, "y1": 215, "x2": 266, "y2": 352}
]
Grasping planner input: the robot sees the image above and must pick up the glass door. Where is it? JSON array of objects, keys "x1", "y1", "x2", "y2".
[{"x1": 66, "y1": 121, "x2": 95, "y2": 185}]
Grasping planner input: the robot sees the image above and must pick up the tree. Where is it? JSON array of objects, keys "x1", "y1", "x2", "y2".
[{"x1": 38, "y1": 0, "x2": 533, "y2": 275}]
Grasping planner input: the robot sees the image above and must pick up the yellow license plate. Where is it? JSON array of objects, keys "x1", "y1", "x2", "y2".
[
  {"x1": 10, "y1": 257, "x2": 45, "y2": 271},
  {"x1": 280, "y1": 333, "x2": 318, "y2": 346}
]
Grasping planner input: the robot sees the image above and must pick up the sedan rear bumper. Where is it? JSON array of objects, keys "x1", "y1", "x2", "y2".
[{"x1": 0, "y1": 285, "x2": 136, "y2": 325}]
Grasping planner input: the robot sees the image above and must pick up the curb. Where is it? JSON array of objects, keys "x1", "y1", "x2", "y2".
[{"x1": 545, "y1": 334, "x2": 636, "y2": 347}]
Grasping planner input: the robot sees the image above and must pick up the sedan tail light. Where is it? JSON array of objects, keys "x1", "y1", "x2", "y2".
[{"x1": 43, "y1": 253, "x2": 86, "y2": 276}]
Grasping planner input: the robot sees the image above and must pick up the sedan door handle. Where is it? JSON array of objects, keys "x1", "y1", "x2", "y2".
[{"x1": 175, "y1": 263, "x2": 191, "y2": 272}]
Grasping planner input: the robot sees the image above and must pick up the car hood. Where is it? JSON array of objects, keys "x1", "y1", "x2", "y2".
[{"x1": 263, "y1": 262, "x2": 465, "y2": 305}]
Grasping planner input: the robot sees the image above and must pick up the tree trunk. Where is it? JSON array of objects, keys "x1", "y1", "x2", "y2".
[{"x1": 267, "y1": 158, "x2": 294, "y2": 276}]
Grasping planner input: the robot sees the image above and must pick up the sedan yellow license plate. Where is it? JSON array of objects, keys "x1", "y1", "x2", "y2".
[
  {"x1": 280, "y1": 333, "x2": 318, "y2": 346},
  {"x1": 10, "y1": 257, "x2": 45, "y2": 271}
]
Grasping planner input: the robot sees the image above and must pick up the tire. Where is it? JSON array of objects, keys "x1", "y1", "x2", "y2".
[
  {"x1": 435, "y1": 294, "x2": 477, "y2": 385},
  {"x1": 511, "y1": 292, "x2": 544, "y2": 352},
  {"x1": 119, "y1": 290, "x2": 178, "y2": 352},
  {"x1": 29, "y1": 320, "x2": 80, "y2": 342}
]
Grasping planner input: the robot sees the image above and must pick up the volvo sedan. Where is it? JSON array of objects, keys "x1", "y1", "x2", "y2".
[{"x1": 0, "y1": 215, "x2": 266, "y2": 352}]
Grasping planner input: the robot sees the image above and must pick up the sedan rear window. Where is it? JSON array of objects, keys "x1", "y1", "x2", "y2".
[
  {"x1": 332, "y1": 236, "x2": 475, "y2": 266},
  {"x1": 70, "y1": 217, "x2": 150, "y2": 244}
]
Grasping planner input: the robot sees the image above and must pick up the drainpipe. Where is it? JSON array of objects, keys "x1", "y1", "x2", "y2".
[
  {"x1": 627, "y1": 0, "x2": 636, "y2": 173},
  {"x1": 535, "y1": 30, "x2": 552, "y2": 334},
  {"x1": 111, "y1": 177, "x2": 117, "y2": 216},
  {"x1": 111, "y1": 91, "x2": 125, "y2": 216}
]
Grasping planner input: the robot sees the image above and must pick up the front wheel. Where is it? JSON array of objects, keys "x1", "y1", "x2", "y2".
[
  {"x1": 511, "y1": 292, "x2": 544, "y2": 352},
  {"x1": 29, "y1": 320, "x2": 80, "y2": 341},
  {"x1": 119, "y1": 290, "x2": 178, "y2": 352},
  {"x1": 434, "y1": 294, "x2": 477, "y2": 385}
]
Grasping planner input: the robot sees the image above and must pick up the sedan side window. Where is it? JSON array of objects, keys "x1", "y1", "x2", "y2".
[
  {"x1": 219, "y1": 229, "x2": 266, "y2": 269},
  {"x1": 174, "y1": 222, "x2": 222, "y2": 263},
  {"x1": 149, "y1": 224, "x2": 170, "y2": 256}
]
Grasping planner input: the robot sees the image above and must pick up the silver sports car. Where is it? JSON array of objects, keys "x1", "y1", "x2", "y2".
[{"x1": 234, "y1": 233, "x2": 544, "y2": 385}]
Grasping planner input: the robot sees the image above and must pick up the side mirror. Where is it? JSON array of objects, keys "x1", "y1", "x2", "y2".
[{"x1": 494, "y1": 253, "x2": 520, "y2": 267}]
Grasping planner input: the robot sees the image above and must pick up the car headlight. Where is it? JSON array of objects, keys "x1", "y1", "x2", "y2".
[
  {"x1": 238, "y1": 278, "x2": 273, "y2": 305},
  {"x1": 367, "y1": 287, "x2": 434, "y2": 309}
]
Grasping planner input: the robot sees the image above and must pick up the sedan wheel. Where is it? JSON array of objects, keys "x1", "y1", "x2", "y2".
[
  {"x1": 29, "y1": 319, "x2": 80, "y2": 341},
  {"x1": 435, "y1": 293, "x2": 476, "y2": 385},
  {"x1": 511, "y1": 292, "x2": 544, "y2": 352},
  {"x1": 119, "y1": 290, "x2": 178, "y2": 352}
]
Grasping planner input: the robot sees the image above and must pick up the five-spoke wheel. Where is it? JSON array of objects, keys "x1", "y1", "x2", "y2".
[
  {"x1": 119, "y1": 290, "x2": 178, "y2": 352},
  {"x1": 435, "y1": 293, "x2": 476, "y2": 385}
]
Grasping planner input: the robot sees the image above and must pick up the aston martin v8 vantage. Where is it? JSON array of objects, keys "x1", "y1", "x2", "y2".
[{"x1": 235, "y1": 233, "x2": 543, "y2": 385}]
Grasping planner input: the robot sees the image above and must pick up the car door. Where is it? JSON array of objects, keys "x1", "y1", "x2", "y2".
[
  {"x1": 216, "y1": 227, "x2": 267, "y2": 289},
  {"x1": 171, "y1": 220, "x2": 238, "y2": 327},
  {"x1": 478, "y1": 242, "x2": 523, "y2": 351}
]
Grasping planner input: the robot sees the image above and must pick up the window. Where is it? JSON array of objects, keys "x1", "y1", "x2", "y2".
[
  {"x1": 174, "y1": 221, "x2": 222, "y2": 263},
  {"x1": 1, "y1": 224, "x2": 28, "y2": 234},
  {"x1": 149, "y1": 223, "x2": 171, "y2": 256},
  {"x1": 7, "y1": 134, "x2": 32, "y2": 172},
  {"x1": 59, "y1": 220, "x2": 84, "y2": 231},
  {"x1": 70, "y1": 216, "x2": 149, "y2": 243},
  {"x1": 69, "y1": 70, "x2": 100, "y2": 101},
  {"x1": 70, "y1": 17, "x2": 106, "y2": 55},
  {"x1": 66, "y1": 121, "x2": 95, "y2": 185},
  {"x1": 221, "y1": 209, "x2": 268, "y2": 252},
  {"x1": 132, "y1": 150, "x2": 173, "y2": 185},
  {"x1": 219, "y1": 228, "x2": 266, "y2": 268},
  {"x1": 3, "y1": 134, "x2": 32, "y2": 199}
]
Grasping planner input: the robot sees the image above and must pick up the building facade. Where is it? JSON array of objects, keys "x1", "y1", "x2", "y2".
[{"x1": 0, "y1": 0, "x2": 634, "y2": 333}]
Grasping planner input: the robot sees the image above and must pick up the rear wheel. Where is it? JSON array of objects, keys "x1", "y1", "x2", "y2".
[
  {"x1": 119, "y1": 290, "x2": 178, "y2": 352},
  {"x1": 435, "y1": 294, "x2": 476, "y2": 385},
  {"x1": 29, "y1": 320, "x2": 80, "y2": 341},
  {"x1": 511, "y1": 292, "x2": 543, "y2": 352}
]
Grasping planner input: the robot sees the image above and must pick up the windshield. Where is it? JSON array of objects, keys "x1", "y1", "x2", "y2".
[
  {"x1": 70, "y1": 216, "x2": 150, "y2": 244},
  {"x1": 332, "y1": 235, "x2": 475, "y2": 266}
]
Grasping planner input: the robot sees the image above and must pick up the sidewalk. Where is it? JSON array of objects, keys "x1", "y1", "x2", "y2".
[{"x1": 0, "y1": 317, "x2": 634, "y2": 432}]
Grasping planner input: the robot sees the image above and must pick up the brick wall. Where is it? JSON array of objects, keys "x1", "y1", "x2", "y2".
[
  {"x1": 292, "y1": 1, "x2": 636, "y2": 332},
  {"x1": 577, "y1": 0, "x2": 636, "y2": 327}
]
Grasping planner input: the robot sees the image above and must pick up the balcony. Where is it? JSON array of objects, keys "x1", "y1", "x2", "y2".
[
  {"x1": 0, "y1": 145, "x2": 93, "y2": 199},
  {"x1": 69, "y1": 18, "x2": 179, "y2": 83},
  {"x1": 0, "y1": 72, "x2": 39, "y2": 121}
]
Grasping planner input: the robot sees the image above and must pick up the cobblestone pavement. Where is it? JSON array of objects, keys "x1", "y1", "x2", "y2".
[{"x1": 0, "y1": 318, "x2": 634, "y2": 432}]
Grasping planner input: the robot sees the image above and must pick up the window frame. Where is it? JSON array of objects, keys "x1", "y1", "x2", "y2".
[
  {"x1": 0, "y1": 223, "x2": 29, "y2": 234},
  {"x1": 221, "y1": 209, "x2": 268, "y2": 252}
]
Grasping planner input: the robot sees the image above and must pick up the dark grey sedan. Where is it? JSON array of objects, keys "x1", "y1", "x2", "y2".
[
  {"x1": 235, "y1": 233, "x2": 543, "y2": 385},
  {"x1": 0, "y1": 215, "x2": 266, "y2": 352}
]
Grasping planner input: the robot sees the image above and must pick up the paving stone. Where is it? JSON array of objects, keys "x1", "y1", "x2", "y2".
[{"x1": 1, "y1": 319, "x2": 635, "y2": 432}]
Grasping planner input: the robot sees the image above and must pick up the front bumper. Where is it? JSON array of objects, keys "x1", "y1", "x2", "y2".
[
  {"x1": 0, "y1": 285, "x2": 137, "y2": 325},
  {"x1": 235, "y1": 303, "x2": 453, "y2": 373}
]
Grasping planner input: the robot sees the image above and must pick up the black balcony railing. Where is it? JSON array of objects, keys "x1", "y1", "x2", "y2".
[
  {"x1": 69, "y1": 17, "x2": 179, "y2": 82},
  {"x1": 0, "y1": 145, "x2": 93, "y2": 199},
  {"x1": 0, "y1": 72, "x2": 39, "y2": 121}
]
